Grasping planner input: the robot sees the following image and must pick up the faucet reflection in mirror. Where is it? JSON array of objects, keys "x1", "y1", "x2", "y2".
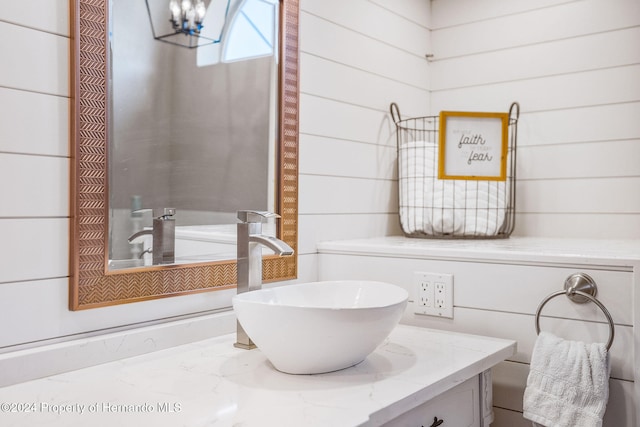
[
  {"x1": 127, "y1": 208, "x2": 176, "y2": 265},
  {"x1": 235, "y1": 210, "x2": 294, "y2": 349}
]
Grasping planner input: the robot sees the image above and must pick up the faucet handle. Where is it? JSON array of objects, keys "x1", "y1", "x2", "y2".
[
  {"x1": 237, "y1": 210, "x2": 280, "y2": 223},
  {"x1": 153, "y1": 208, "x2": 176, "y2": 219}
]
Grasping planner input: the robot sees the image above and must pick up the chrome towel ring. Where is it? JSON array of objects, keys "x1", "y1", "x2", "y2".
[{"x1": 535, "y1": 273, "x2": 615, "y2": 351}]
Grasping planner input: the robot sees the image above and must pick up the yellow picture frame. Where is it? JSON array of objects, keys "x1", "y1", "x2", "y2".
[{"x1": 438, "y1": 111, "x2": 509, "y2": 181}]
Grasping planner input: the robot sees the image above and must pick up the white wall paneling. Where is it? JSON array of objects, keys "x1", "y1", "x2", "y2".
[
  {"x1": 300, "y1": 95, "x2": 396, "y2": 146},
  {"x1": 299, "y1": 134, "x2": 396, "y2": 180},
  {"x1": 0, "y1": 87, "x2": 69, "y2": 156},
  {"x1": 301, "y1": 0, "x2": 430, "y2": 58},
  {"x1": 516, "y1": 102, "x2": 640, "y2": 147},
  {"x1": 432, "y1": 65, "x2": 640, "y2": 113},
  {"x1": 0, "y1": 0, "x2": 69, "y2": 36},
  {"x1": 516, "y1": 177, "x2": 640, "y2": 214},
  {"x1": 431, "y1": 0, "x2": 640, "y2": 59},
  {"x1": 318, "y1": 241, "x2": 640, "y2": 426},
  {"x1": 430, "y1": 0, "x2": 577, "y2": 30},
  {"x1": 300, "y1": 11, "x2": 428, "y2": 90},
  {"x1": 0, "y1": 252, "x2": 318, "y2": 352},
  {"x1": 517, "y1": 139, "x2": 640, "y2": 180},
  {"x1": 0, "y1": 153, "x2": 69, "y2": 217},
  {"x1": 514, "y1": 213, "x2": 640, "y2": 239},
  {"x1": 300, "y1": 53, "x2": 428, "y2": 116},
  {"x1": 318, "y1": 253, "x2": 633, "y2": 380},
  {"x1": 299, "y1": 174, "x2": 397, "y2": 215},
  {"x1": 0, "y1": 0, "x2": 429, "y2": 352},
  {"x1": 0, "y1": 218, "x2": 68, "y2": 284},
  {"x1": 0, "y1": 21, "x2": 68, "y2": 96},
  {"x1": 298, "y1": 213, "x2": 402, "y2": 255},
  {"x1": 432, "y1": 27, "x2": 640, "y2": 91},
  {"x1": 368, "y1": 0, "x2": 431, "y2": 28},
  {"x1": 430, "y1": 0, "x2": 640, "y2": 240}
]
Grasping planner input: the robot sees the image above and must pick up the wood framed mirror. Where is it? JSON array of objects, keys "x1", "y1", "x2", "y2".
[{"x1": 69, "y1": 0, "x2": 299, "y2": 310}]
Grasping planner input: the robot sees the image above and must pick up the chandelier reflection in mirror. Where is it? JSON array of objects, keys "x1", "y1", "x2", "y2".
[
  {"x1": 169, "y1": 0, "x2": 206, "y2": 34},
  {"x1": 145, "y1": 0, "x2": 230, "y2": 48}
]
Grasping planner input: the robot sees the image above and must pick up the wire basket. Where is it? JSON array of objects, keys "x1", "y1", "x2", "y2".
[{"x1": 390, "y1": 102, "x2": 520, "y2": 239}]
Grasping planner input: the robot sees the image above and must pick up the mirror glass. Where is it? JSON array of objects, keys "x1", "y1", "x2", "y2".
[
  {"x1": 108, "y1": 0, "x2": 280, "y2": 270},
  {"x1": 69, "y1": 0, "x2": 298, "y2": 310}
]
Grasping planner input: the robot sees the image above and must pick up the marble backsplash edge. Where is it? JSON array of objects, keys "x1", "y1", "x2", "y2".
[{"x1": 0, "y1": 310, "x2": 236, "y2": 387}]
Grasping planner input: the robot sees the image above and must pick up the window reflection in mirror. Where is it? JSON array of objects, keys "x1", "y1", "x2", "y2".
[{"x1": 108, "y1": 0, "x2": 279, "y2": 270}]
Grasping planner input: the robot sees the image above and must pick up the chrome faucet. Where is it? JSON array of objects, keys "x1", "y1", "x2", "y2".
[
  {"x1": 234, "y1": 210, "x2": 294, "y2": 349},
  {"x1": 128, "y1": 208, "x2": 176, "y2": 265}
]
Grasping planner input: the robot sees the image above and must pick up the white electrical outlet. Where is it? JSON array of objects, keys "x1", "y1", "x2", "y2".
[
  {"x1": 413, "y1": 272, "x2": 454, "y2": 318},
  {"x1": 414, "y1": 272, "x2": 434, "y2": 310}
]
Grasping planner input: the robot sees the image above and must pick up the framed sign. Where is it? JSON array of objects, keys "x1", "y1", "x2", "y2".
[{"x1": 438, "y1": 111, "x2": 509, "y2": 181}]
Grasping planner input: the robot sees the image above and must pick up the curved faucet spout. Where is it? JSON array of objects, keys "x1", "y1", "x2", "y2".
[
  {"x1": 249, "y1": 234, "x2": 294, "y2": 256},
  {"x1": 235, "y1": 210, "x2": 295, "y2": 349},
  {"x1": 128, "y1": 229, "x2": 152, "y2": 243}
]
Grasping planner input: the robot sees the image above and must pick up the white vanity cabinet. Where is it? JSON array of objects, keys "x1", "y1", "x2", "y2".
[{"x1": 384, "y1": 371, "x2": 493, "y2": 427}]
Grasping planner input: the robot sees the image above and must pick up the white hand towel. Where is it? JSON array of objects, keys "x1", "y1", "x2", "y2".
[{"x1": 523, "y1": 331, "x2": 610, "y2": 427}]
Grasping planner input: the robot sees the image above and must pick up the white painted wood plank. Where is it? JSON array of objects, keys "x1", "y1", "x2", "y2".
[
  {"x1": 0, "y1": 21, "x2": 68, "y2": 96},
  {"x1": 517, "y1": 140, "x2": 640, "y2": 180},
  {"x1": 0, "y1": 218, "x2": 68, "y2": 283},
  {"x1": 299, "y1": 175, "x2": 397, "y2": 215},
  {"x1": 514, "y1": 213, "x2": 640, "y2": 239},
  {"x1": 492, "y1": 360, "x2": 636, "y2": 425},
  {"x1": 431, "y1": 0, "x2": 576, "y2": 29},
  {"x1": 404, "y1": 308, "x2": 634, "y2": 381},
  {"x1": 455, "y1": 266, "x2": 633, "y2": 326},
  {"x1": 300, "y1": 94, "x2": 396, "y2": 146},
  {"x1": 301, "y1": 0, "x2": 430, "y2": 57},
  {"x1": 300, "y1": 11, "x2": 429, "y2": 90},
  {"x1": 0, "y1": 278, "x2": 233, "y2": 349},
  {"x1": 432, "y1": 65, "x2": 640, "y2": 113},
  {"x1": 0, "y1": 0, "x2": 69, "y2": 36},
  {"x1": 0, "y1": 254, "x2": 318, "y2": 349},
  {"x1": 318, "y1": 253, "x2": 633, "y2": 325},
  {"x1": 516, "y1": 177, "x2": 640, "y2": 214},
  {"x1": 432, "y1": 27, "x2": 640, "y2": 91},
  {"x1": 300, "y1": 134, "x2": 396, "y2": 180},
  {"x1": 368, "y1": 0, "x2": 430, "y2": 28},
  {"x1": 0, "y1": 153, "x2": 69, "y2": 217},
  {"x1": 0, "y1": 87, "x2": 69, "y2": 157},
  {"x1": 432, "y1": 0, "x2": 640, "y2": 58},
  {"x1": 298, "y1": 213, "x2": 401, "y2": 255},
  {"x1": 300, "y1": 53, "x2": 428, "y2": 117},
  {"x1": 518, "y1": 103, "x2": 640, "y2": 147}
]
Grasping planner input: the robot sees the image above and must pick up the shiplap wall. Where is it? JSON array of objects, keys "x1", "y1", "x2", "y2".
[
  {"x1": 1, "y1": 1, "x2": 639, "y2": 420},
  {"x1": 430, "y1": 0, "x2": 640, "y2": 238},
  {"x1": 319, "y1": 247, "x2": 638, "y2": 426},
  {"x1": 0, "y1": 0, "x2": 428, "y2": 351},
  {"x1": 0, "y1": 0, "x2": 314, "y2": 351},
  {"x1": 298, "y1": 0, "x2": 429, "y2": 253}
]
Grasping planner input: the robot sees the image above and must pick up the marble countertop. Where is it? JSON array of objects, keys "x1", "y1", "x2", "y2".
[
  {"x1": 318, "y1": 236, "x2": 640, "y2": 268},
  {"x1": 0, "y1": 325, "x2": 515, "y2": 427}
]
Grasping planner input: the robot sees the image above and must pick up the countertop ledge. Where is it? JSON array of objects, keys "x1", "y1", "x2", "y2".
[
  {"x1": 0, "y1": 325, "x2": 515, "y2": 427},
  {"x1": 318, "y1": 236, "x2": 640, "y2": 269}
]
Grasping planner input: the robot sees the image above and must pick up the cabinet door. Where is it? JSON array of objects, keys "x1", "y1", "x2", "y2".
[{"x1": 383, "y1": 375, "x2": 481, "y2": 427}]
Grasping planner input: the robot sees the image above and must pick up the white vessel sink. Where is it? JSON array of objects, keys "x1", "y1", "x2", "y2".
[{"x1": 232, "y1": 280, "x2": 408, "y2": 374}]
